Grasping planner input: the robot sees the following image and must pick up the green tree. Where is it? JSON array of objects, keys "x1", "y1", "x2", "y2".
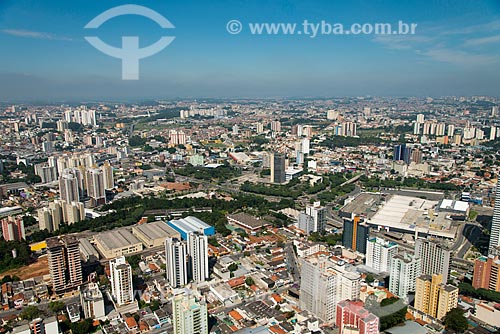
[
  {"x1": 245, "y1": 277, "x2": 255, "y2": 286},
  {"x1": 365, "y1": 274, "x2": 375, "y2": 284},
  {"x1": 444, "y1": 308, "x2": 468, "y2": 332},
  {"x1": 71, "y1": 318, "x2": 95, "y2": 334},
  {"x1": 49, "y1": 301, "x2": 65, "y2": 313},
  {"x1": 20, "y1": 305, "x2": 41, "y2": 320},
  {"x1": 228, "y1": 263, "x2": 238, "y2": 272}
]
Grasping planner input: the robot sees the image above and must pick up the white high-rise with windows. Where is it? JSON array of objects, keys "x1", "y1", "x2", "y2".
[
  {"x1": 165, "y1": 237, "x2": 188, "y2": 288},
  {"x1": 489, "y1": 183, "x2": 500, "y2": 256},
  {"x1": 365, "y1": 237, "x2": 398, "y2": 272},
  {"x1": 86, "y1": 168, "x2": 106, "y2": 206},
  {"x1": 172, "y1": 290, "x2": 208, "y2": 334},
  {"x1": 415, "y1": 238, "x2": 451, "y2": 284},
  {"x1": 109, "y1": 256, "x2": 134, "y2": 306},
  {"x1": 300, "y1": 254, "x2": 361, "y2": 323},
  {"x1": 59, "y1": 168, "x2": 82, "y2": 203},
  {"x1": 187, "y1": 233, "x2": 209, "y2": 283},
  {"x1": 305, "y1": 202, "x2": 326, "y2": 233},
  {"x1": 389, "y1": 252, "x2": 422, "y2": 301}
]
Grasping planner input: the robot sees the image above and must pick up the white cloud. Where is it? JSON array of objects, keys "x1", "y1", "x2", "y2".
[
  {"x1": 1, "y1": 29, "x2": 72, "y2": 41},
  {"x1": 463, "y1": 34, "x2": 500, "y2": 46}
]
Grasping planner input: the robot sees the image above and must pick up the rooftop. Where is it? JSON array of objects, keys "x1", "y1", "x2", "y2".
[{"x1": 94, "y1": 229, "x2": 141, "y2": 250}]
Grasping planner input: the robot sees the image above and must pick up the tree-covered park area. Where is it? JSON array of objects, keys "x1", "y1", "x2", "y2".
[{"x1": 29, "y1": 192, "x2": 295, "y2": 242}]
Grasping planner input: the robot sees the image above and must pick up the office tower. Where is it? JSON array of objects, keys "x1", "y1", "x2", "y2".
[
  {"x1": 415, "y1": 274, "x2": 458, "y2": 320},
  {"x1": 342, "y1": 122, "x2": 357, "y2": 137},
  {"x1": 490, "y1": 127, "x2": 497, "y2": 141},
  {"x1": 365, "y1": 237, "x2": 398, "y2": 272},
  {"x1": 492, "y1": 106, "x2": 499, "y2": 117},
  {"x1": 59, "y1": 168, "x2": 82, "y2": 203},
  {"x1": 109, "y1": 256, "x2": 134, "y2": 306},
  {"x1": 172, "y1": 291, "x2": 208, "y2": 334},
  {"x1": 270, "y1": 153, "x2": 286, "y2": 184},
  {"x1": 389, "y1": 252, "x2": 421, "y2": 300},
  {"x1": 416, "y1": 114, "x2": 425, "y2": 123},
  {"x1": 336, "y1": 300, "x2": 380, "y2": 334},
  {"x1": 415, "y1": 238, "x2": 451, "y2": 284},
  {"x1": 42, "y1": 141, "x2": 54, "y2": 154},
  {"x1": 187, "y1": 232, "x2": 209, "y2": 283},
  {"x1": 86, "y1": 168, "x2": 106, "y2": 206},
  {"x1": 300, "y1": 255, "x2": 361, "y2": 323},
  {"x1": 232, "y1": 124, "x2": 239, "y2": 135},
  {"x1": 489, "y1": 183, "x2": 500, "y2": 255},
  {"x1": 472, "y1": 255, "x2": 500, "y2": 292},
  {"x1": 302, "y1": 138, "x2": 310, "y2": 154},
  {"x1": 177, "y1": 130, "x2": 187, "y2": 145},
  {"x1": 393, "y1": 144, "x2": 411, "y2": 164},
  {"x1": 304, "y1": 202, "x2": 326, "y2": 233},
  {"x1": 80, "y1": 283, "x2": 105, "y2": 320},
  {"x1": 169, "y1": 130, "x2": 179, "y2": 145},
  {"x1": 101, "y1": 161, "x2": 114, "y2": 190},
  {"x1": 47, "y1": 236, "x2": 82, "y2": 294},
  {"x1": 165, "y1": 237, "x2": 188, "y2": 288},
  {"x1": 1, "y1": 216, "x2": 25, "y2": 241},
  {"x1": 342, "y1": 216, "x2": 370, "y2": 254},
  {"x1": 270, "y1": 120, "x2": 281, "y2": 132}
]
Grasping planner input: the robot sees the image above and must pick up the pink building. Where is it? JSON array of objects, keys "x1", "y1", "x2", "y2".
[
  {"x1": 336, "y1": 300, "x2": 380, "y2": 334},
  {"x1": 1, "y1": 216, "x2": 25, "y2": 241}
]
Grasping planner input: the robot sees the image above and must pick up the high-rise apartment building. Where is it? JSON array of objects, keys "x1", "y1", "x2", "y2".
[
  {"x1": 389, "y1": 252, "x2": 421, "y2": 300},
  {"x1": 172, "y1": 291, "x2": 208, "y2": 334},
  {"x1": 489, "y1": 183, "x2": 500, "y2": 255},
  {"x1": 101, "y1": 161, "x2": 114, "y2": 190},
  {"x1": 47, "y1": 236, "x2": 82, "y2": 294},
  {"x1": 165, "y1": 237, "x2": 188, "y2": 288},
  {"x1": 365, "y1": 237, "x2": 398, "y2": 272},
  {"x1": 302, "y1": 202, "x2": 326, "y2": 234},
  {"x1": 80, "y1": 283, "x2": 105, "y2": 320},
  {"x1": 86, "y1": 168, "x2": 106, "y2": 206},
  {"x1": 342, "y1": 216, "x2": 370, "y2": 254},
  {"x1": 300, "y1": 255, "x2": 361, "y2": 323},
  {"x1": 472, "y1": 255, "x2": 500, "y2": 292},
  {"x1": 415, "y1": 238, "x2": 451, "y2": 284},
  {"x1": 414, "y1": 274, "x2": 458, "y2": 320},
  {"x1": 109, "y1": 256, "x2": 134, "y2": 306},
  {"x1": 187, "y1": 232, "x2": 209, "y2": 283},
  {"x1": 336, "y1": 300, "x2": 380, "y2": 334},
  {"x1": 1, "y1": 216, "x2": 25, "y2": 241},
  {"x1": 270, "y1": 153, "x2": 286, "y2": 184},
  {"x1": 59, "y1": 168, "x2": 82, "y2": 203}
]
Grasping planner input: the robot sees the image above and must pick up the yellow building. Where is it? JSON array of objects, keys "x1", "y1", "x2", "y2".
[{"x1": 415, "y1": 274, "x2": 458, "y2": 320}]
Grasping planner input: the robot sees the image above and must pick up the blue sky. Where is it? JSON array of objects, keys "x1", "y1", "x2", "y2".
[{"x1": 0, "y1": 0, "x2": 499, "y2": 101}]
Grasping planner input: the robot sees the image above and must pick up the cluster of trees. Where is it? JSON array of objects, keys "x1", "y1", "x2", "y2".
[
  {"x1": 32, "y1": 192, "x2": 294, "y2": 243},
  {"x1": 240, "y1": 181, "x2": 301, "y2": 198},
  {"x1": 379, "y1": 304, "x2": 407, "y2": 331},
  {"x1": 307, "y1": 232, "x2": 342, "y2": 246},
  {"x1": 139, "y1": 108, "x2": 181, "y2": 123},
  {"x1": 174, "y1": 164, "x2": 241, "y2": 181},
  {"x1": 459, "y1": 282, "x2": 500, "y2": 302},
  {"x1": 359, "y1": 175, "x2": 460, "y2": 191},
  {"x1": 0, "y1": 240, "x2": 31, "y2": 274},
  {"x1": 443, "y1": 308, "x2": 468, "y2": 332},
  {"x1": 128, "y1": 135, "x2": 148, "y2": 147}
]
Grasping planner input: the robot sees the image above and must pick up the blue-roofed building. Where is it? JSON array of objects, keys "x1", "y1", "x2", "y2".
[{"x1": 167, "y1": 216, "x2": 215, "y2": 240}]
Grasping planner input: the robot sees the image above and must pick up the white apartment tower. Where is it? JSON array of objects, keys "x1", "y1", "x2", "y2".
[
  {"x1": 389, "y1": 252, "x2": 422, "y2": 301},
  {"x1": 187, "y1": 233, "x2": 209, "y2": 283},
  {"x1": 109, "y1": 256, "x2": 134, "y2": 306},
  {"x1": 365, "y1": 237, "x2": 398, "y2": 272},
  {"x1": 300, "y1": 255, "x2": 361, "y2": 323},
  {"x1": 489, "y1": 183, "x2": 500, "y2": 255},
  {"x1": 165, "y1": 237, "x2": 188, "y2": 288}
]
